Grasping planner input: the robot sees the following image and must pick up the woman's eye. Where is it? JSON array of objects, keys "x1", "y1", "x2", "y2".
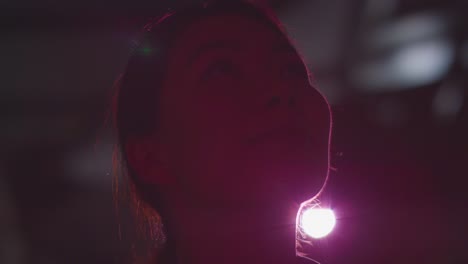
[{"x1": 201, "y1": 59, "x2": 237, "y2": 81}]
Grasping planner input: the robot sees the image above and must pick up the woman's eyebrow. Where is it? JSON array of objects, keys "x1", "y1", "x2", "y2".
[{"x1": 188, "y1": 40, "x2": 240, "y2": 66}]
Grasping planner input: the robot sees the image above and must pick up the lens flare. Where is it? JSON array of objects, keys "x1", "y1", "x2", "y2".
[{"x1": 300, "y1": 208, "x2": 336, "y2": 239}]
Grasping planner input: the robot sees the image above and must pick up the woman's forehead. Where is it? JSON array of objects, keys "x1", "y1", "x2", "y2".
[{"x1": 169, "y1": 14, "x2": 290, "y2": 60}]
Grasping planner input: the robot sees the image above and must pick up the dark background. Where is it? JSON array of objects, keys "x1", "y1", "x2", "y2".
[{"x1": 1, "y1": 0, "x2": 467, "y2": 263}]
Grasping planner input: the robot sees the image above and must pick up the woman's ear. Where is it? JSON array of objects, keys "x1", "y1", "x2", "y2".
[{"x1": 124, "y1": 135, "x2": 174, "y2": 185}]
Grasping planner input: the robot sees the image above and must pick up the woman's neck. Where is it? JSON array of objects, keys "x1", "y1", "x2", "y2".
[{"x1": 163, "y1": 201, "x2": 301, "y2": 264}]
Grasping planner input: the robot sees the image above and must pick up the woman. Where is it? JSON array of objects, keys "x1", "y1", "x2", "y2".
[{"x1": 113, "y1": 1, "x2": 332, "y2": 263}]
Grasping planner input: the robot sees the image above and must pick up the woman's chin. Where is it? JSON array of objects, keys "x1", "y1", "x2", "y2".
[{"x1": 241, "y1": 147, "x2": 326, "y2": 204}]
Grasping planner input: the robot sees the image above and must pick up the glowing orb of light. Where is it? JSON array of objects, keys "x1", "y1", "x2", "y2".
[{"x1": 300, "y1": 208, "x2": 336, "y2": 239}]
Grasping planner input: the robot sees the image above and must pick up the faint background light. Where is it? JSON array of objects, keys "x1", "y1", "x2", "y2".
[
  {"x1": 364, "y1": 0, "x2": 397, "y2": 20},
  {"x1": 370, "y1": 13, "x2": 449, "y2": 48},
  {"x1": 352, "y1": 38, "x2": 454, "y2": 91},
  {"x1": 392, "y1": 39, "x2": 454, "y2": 87},
  {"x1": 433, "y1": 80, "x2": 465, "y2": 124},
  {"x1": 65, "y1": 139, "x2": 114, "y2": 187},
  {"x1": 351, "y1": 12, "x2": 454, "y2": 92},
  {"x1": 462, "y1": 39, "x2": 468, "y2": 70},
  {"x1": 375, "y1": 98, "x2": 409, "y2": 127}
]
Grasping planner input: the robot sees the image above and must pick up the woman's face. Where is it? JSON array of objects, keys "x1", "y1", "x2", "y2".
[{"x1": 156, "y1": 14, "x2": 330, "y2": 208}]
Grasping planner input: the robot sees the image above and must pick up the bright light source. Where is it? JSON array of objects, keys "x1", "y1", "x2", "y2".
[{"x1": 300, "y1": 208, "x2": 336, "y2": 239}]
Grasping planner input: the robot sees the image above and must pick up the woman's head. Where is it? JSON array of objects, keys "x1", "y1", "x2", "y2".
[{"x1": 114, "y1": 0, "x2": 331, "y2": 238}]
